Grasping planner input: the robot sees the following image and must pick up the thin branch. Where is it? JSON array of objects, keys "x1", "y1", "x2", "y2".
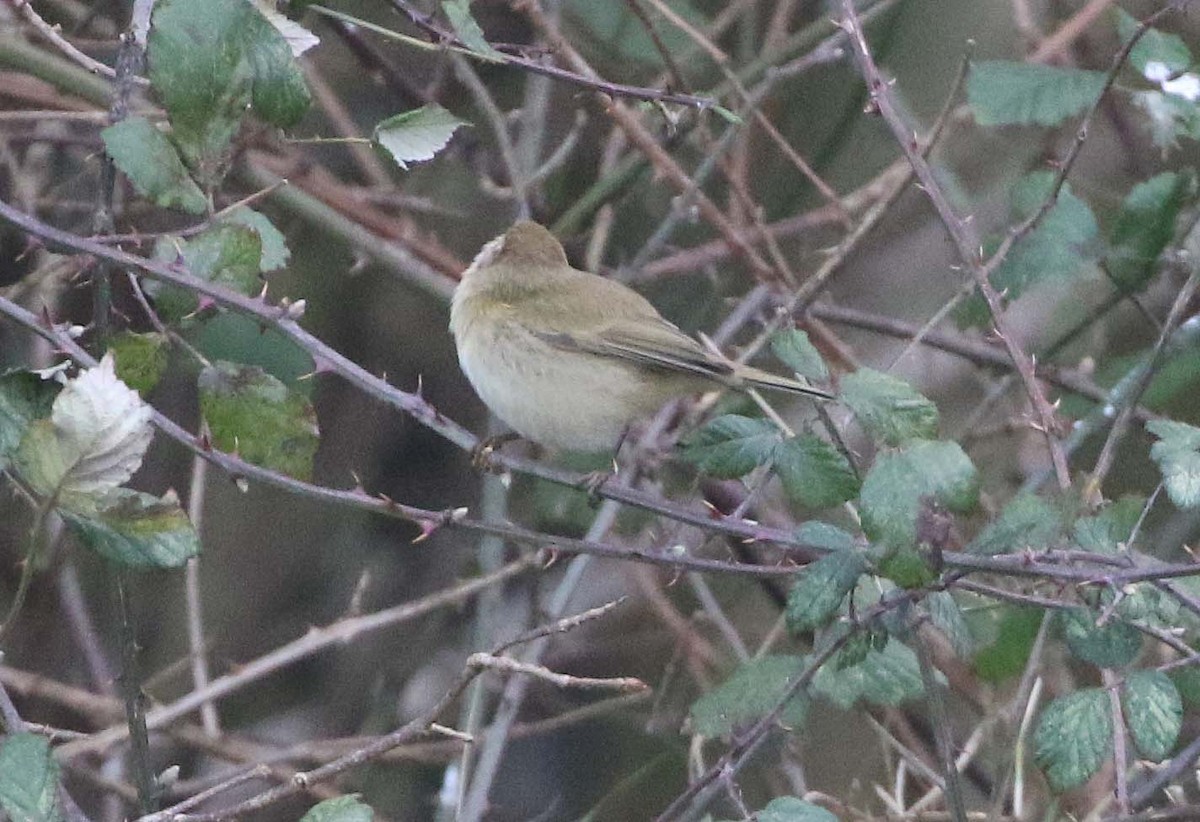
[
  {"x1": 309, "y1": 4, "x2": 718, "y2": 111},
  {"x1": 7, "y1": 0, "x2": 130, "y2": 82},
  {"x1": 467, "y1": 653, "x2": 648, "y2": 693},
  {"x1": 839, "y1": 0, "x2": 1072, "y2": 491}
]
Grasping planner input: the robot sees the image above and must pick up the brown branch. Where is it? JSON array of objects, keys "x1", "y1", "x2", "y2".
[{"x1": 839, "y1": 0, "x2": 1072, "y2": 491}]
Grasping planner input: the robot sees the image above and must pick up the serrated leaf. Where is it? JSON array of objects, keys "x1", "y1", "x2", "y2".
[
  {"x1": 298, "y1": 795, "x2": 373, "y2": 822},
  {"x1": 973, "y1": 606, "x2": 1043, "y2": 683},
  {"x1": 1072, "y1": 496, "x2": 1144, "y2": 554},
  {"x1": 1169, "y1": 665, "x2": 1200, "y2": 708},
  {"x1": 689, "y1": 655, "x2": 809, "y2": 738},
  {"x1": 877, "y1": 542, "x2": 939, "y2": 588},
  {"x1": 148, "y1": 0, "x2": 310, "y2": 182},
  {"x1": 859, "y1": 441, "x2": 978, "y2": 551},
  {"x1": 108, "y1": 331, "x2": 170, "y2": 396},
  {"x1": 841, "y1": 369, "x2": 938, "y2": 445},
  {"x1": 13, "y1": 355, "x2": 152, "y2": 504},
  {"x1": 1060, "y1": 607, "x2": 1142, "y2": 669},
  {"x1": 968, "y1": 493, "x2": 1064, "y2": 555},
  {"x1": 101, "y1": 116, "x2": 206, "y2": 213},
  {"x1": 252, "y1": 0, "x2": 320, "y2": 56},
  {"x1": 794, "y1": 521, "x2": 857, "y2": 552},
  {"x1": 926, "y1": 591, "x2": 974, "y2": 657},
  {"x1": 0, "y1": 371, "x2": 59, "y2": 468},
  {"x1": 755, "y1": 796, "x2": 839, "y2": 822},
  {"x1": 442, "y1": 0, "x2": 503, "y2": 60},
  {"x1": 1148, "y1": 419, "x2": 1200, "y2": 508},
  {"x1": 373, "y1": 104, "x2": 468, "y2": 170},
  {"x1": 967, "y1": 61, "x2": 1107, "y2": 127},
  {"x1": 774, "y1": 435, "x2": 859, "y2": 508},
  {"x1": 0, "y1": 734, "x2": 61, "y2": 822},
  {"x1": 785, "y1": 551, "x2": 867, "y2": 633},
  {"x1": 199, "y1": 360, "x2": 319, "y2": 480},
  {"x1": 1034, "y1": 688, "x2": 1112, "y2": 791},
  {"x1": 679, "y1": 414, "x2": 778, "y2": 478},
  {"x1": 148, "y1": 225, "x2": 264, "y2": 321},
  {"x1": 1122, "y1": 670, "x2": 1182, "y2": 761},
  {"x1": 960, "y1": 173, "x2": 1098, "y2": 326},
  {"x1": 1107, "y1": 172, "x2": 1196, "y2": 292},
  {"x1": 1116, "y1": 9, "x2": 1192, "y2": 77},
  {"x1": 218, "y1": 207, "x2": 290, "y2": 272},
  {"x1": 61, "y1": 487, "x2": 199, "y2": 568},
  {"x1": 813, "y1": 638, "x2": 924, "y2": 708},
  {"x1": 771, "y1": 329, "x2": 827, "y2": 381}
]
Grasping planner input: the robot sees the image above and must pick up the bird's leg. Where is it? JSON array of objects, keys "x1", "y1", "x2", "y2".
[
  {"x1": 576, "y1": 425, "x2": 631, "y2": 502},
  {"x1": 471, "y1": 431, "x2": 522, "y2": 472}
]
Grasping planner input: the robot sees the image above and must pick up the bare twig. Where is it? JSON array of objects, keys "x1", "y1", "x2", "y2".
[
  {"x1": 839, "y1": 0, "x2": 1072, "y2": 490},
  {"x1": 467, "y1": 653, "x2": 648, "y2": 693}
]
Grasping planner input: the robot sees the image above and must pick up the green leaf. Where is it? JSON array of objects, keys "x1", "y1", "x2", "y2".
[
  {"x1": 13, "y1": 355, "x2": 153, "y2": 506},
  {"x1": 774, "y1": 435, "x2": 859, "y2": 508},
  {"x1": 794, "y1": 521, "x2": 857, "y2": 552},
  {"x1": 148, "y1": 0, "x2": 310, "y2": 181},
  {"x1": 679, "y1": 414, "x2": 778, "y2": 478},
  {"x1": 689, "y1": 656, "x2": 809, "y2": 738},
  {"x1": 1170, "y1": 665, "x2": 1200, "y2": 709},
  {"x1": 968, "y1": 493, "x2": 1065, "y2": 555},
  {"x1": 771, "y1": 329, "x2": 828, "y2": 381},
  {"x1": 1122, "y1": 670, "x2": 1182, "y2": 762},
  {"x1": 199, "y1": 360, "x2": 319, "y2": 480},
  {"x1": 299, "y1": 796, "x2": 374, "y2": 822},
  {"x1": 960, "y1": 173, "x2": 1098, "y2": 326},
  {"x1": 108, "y1": 331, "x2": 170, "y2": 396},
  {"x1": 755, "y1": 796, "x2": 839, "y2": 822},
  {"x1": 0, "y1": 733, "x2": 63, "y2": 822},
  {"x1": 61, "y1": 487, "x2": 199, "y2": 568},
  {"x1": 1072, "y1": 496, "x2": 1144, "y2": 554},
  {"x1": 813, "y1": 638, "x2": 924, "y2": 708},
  {"x1": 373, "y1": 104, "x2": 469, "y2": 170},
  {"x1": 785, "y1": 551, "x2": 867, "y2": 633},
  {"x1": 1147, "y1": 419, "x2": 1200, "y2": 508},
  {"x1": 1115, "y1": 8, "x2": 1193, "y2": 76},
  {"x1": 859, "y1": 441, "x2": 978, "y2": 550},
  {"x1": 0, "y1": 371, "x2": 58, "y2": 468},
  {"x1": 876, "y1": 542, "x2": 939, "y2": 589},
  {"x1": 149, "y1": 225, "x2": 263, "y2": 320},
  {"x1": 219, "y1": 207, "x2": 290, "y2": 272},
  {"x1": 967, "y1": 61, "x2": 1107, "y2": 127},
  {"x1": 101, "y1": 116, "x2": 207, "y2": 213},
  {"x1": 926, "y1": 591, "x2": 974, "y2": 658},
  {"x1": 442, "y1": 0, "x2": 503, "y2": 60},
  {"x1": 1060, "y1": 608, "x2": 1142, "y2": 669},
  {"x1": 1107, "y1": 172, "x2": 1196, "y2": 292},
  {"x1": 1034, "y1": 688, "x2": 1112, "y2": 792},
  {"x1": 973, "y1": 606, "x2": 1043, "y2": 683},
  {"x1": 841, "y1": 369, "x2": 938, "y2": 445}
]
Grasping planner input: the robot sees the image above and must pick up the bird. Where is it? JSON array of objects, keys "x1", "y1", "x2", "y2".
[{"x1": 450, "y1": 220, "x2": 832, "y2": 453}]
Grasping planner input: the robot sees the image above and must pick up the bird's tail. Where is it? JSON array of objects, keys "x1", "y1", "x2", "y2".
[{"x1": 735, "y1": 366, "x2": 834, "y2": 400}]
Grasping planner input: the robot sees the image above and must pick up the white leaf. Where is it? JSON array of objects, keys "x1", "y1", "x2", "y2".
[
  {"x1": 373, "y1": 104, "x2": 469, "y2": 170},
  {"x1": 250, "y1": 0, "x2": 319, "y2": 56},
  {"x1": 16, "y1": 354, "x2": 153, "y2": 503}
]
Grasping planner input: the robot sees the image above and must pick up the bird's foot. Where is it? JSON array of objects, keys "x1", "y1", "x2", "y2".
[
  {"x1": 577, "y1": 459, "x2": 619, "y2": 504},
  {"x1": 471, "y1": 431, "x2": 521, "y2": 472}
]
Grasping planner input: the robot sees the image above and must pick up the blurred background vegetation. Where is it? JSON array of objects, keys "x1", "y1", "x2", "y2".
[{"x1": 2, "y1": 0, "x2": 1200, "y2": 820}]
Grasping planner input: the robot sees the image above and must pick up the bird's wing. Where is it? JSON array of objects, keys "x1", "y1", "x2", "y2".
[{"x1": 535, "y1": 316, "x2": 735, "y2": 382}]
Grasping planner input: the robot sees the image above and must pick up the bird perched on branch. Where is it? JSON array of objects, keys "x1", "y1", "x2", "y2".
[{"x1": 450, "y1": 220, "x2": 832, "y2": 453}]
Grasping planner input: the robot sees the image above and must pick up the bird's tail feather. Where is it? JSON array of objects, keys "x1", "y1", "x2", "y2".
[{"x1": 736, "y1": 366, "x2": 834, "y2": 400}]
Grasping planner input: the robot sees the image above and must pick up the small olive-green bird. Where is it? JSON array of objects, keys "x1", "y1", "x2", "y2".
[{"x1": 450, "y1": 221, "x2": 832, "y2": 452}]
